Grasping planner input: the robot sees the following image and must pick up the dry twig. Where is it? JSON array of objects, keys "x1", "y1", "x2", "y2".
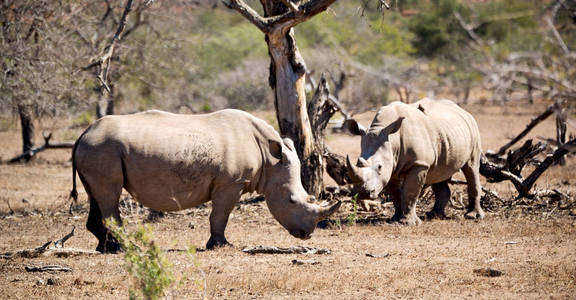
[{"x1": 54, "y1": 226, "x2": 75, "y2": 249}]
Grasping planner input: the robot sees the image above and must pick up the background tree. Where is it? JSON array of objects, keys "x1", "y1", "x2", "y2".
[{"x1": 0, "y1": 0, "x2": 92, "y2": 161}]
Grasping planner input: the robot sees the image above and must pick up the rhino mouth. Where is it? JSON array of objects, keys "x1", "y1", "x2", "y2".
[{"x1": 289, "y1": 229, "x2": 312, "y2": 240}]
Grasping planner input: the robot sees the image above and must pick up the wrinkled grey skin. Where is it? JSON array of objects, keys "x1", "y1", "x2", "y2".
[
  {"x1": 345, "y1": 98, "x2": 485, "y2": 225},
  {"x1": 71, "y1": 109, "x2": 340, "y2": 253}
]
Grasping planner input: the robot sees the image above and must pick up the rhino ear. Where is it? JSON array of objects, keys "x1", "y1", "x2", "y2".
[
  {"x1": 282, "y1": 138, "x2": 296, "y2": 152},
  {"x1": 342, "y1": 119, "x2": 366, "y2": 136},
  {"x1": 269, "y1": 139, "x2": 283, "y2": 161},
  {"x1": 387, "y1": 117, "x2": 405, "y2": 135}
]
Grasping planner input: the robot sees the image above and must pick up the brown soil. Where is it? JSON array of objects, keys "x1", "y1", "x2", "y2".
[{"x1": 1, "y1": 102, "x2": 575, "y2": 299}]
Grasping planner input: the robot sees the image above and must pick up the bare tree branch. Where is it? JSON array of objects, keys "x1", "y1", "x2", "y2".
[
  {"x1": 492, "y1": 103, "x2": 555, "y2": 156},
  {"x1": 97, "y1": 0, "x2": 134, "y2": 94},
  {"x1": 225, "y1": 0, "x2": 337, "y2": 34},
  {"x1": 545, "y1": 0, "x2": 570, "y2": 55},
  {"x1": 279, "y1": 0, "x2": 299, "y2": 14},
  {"x1": 224, "y1": 0, "x2": 268, "y2": 32},
  {"x1": 8, "y1": 132, "x2": 74, "y2": 163}
]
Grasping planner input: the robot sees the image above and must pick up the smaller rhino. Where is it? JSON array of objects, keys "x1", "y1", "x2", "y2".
[{"x1": 344, "y1": 98, "x2": 485, "y2": 225}]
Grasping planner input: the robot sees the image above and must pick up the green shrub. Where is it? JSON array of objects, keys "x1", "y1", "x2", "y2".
[{"x1": 108, "y1": 222, "x2": 176, "y2": 300}]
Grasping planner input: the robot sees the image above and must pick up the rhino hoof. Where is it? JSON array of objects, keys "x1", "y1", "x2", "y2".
[
  {"x1": 425, "y1": 210, "x2": 447, "y2": 220},
  {"x1": 398, "y1": 215, "x2": 422, "y2": 226},
  {"x1": 465, "y1": 209, "x2": 485, "y2": 220},
  {"x1": 96, "y1": 240, "x2": 123, "y2": 254},
  {"x1": 206, "y1": 236, "x2": 231, "y2": 250}
]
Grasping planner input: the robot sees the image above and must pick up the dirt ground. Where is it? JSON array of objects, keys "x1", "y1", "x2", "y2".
[{"x1": 1, "y1": 102, "x2": 575, "y2": 299}]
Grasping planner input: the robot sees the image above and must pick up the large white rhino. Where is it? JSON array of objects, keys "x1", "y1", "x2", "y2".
[
  {"x1": 344, "y1": 98, "x2": 484, "y2": 225},
  {"x1": 70, "y1": 109, "x2": 340, "y2": 253}
]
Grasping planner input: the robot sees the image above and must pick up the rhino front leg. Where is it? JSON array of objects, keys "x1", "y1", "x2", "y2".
[
  {"x1": 462, "y1": 161, "x2": 485, "y2": 220},
  {"x1": 399, "y1": 165, "x2": 428, "y2": 226},
  {"x1": 206, "y1": 184, "x2": 243, "y2": 250},
  {"x1": 426, "y1": 181, "x2": 450, "y2": 220},
  {"x1": 387, "y1": 182, "x2": 403, "y2": 222}
]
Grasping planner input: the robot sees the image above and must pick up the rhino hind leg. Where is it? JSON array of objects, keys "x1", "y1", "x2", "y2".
[
  {"x1": 462, "y1": 161, "x2": 485, "y2": 220},
  {"x1": 206, "y1": 184, "x2": 243, "y2": 250},
  {"x1": 82, "y1": 172, "x2": 124, "y2": 253},
  {"x1": 86, "y1": 197, "x2": 122, "y2": 253},
  {"x1": 426, "y1": 181, "x2": 450, "y2": 220}
]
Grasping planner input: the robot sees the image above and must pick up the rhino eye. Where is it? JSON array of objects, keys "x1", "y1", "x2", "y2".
[{"x1": 376, "y1": 164, "x2": 382, "y2": 174}]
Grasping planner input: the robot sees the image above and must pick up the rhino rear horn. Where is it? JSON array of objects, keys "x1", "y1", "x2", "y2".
[
  {"x1": 317, "y1": 200, "x2": 341, "y2": 221},
  {"x1": 346, "y1": 155, "x2": 363, "y2": 183}
]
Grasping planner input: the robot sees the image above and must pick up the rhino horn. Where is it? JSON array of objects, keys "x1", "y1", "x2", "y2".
[
  {"x1": 317, "y1": 200, "x2": 341, "y2": 221},
  {"x1": 346, "y1": 155, "x2": 363, "y2": 183},
  {"x1": 358, "y1": 157, "x2": 369, "y2": 167}
]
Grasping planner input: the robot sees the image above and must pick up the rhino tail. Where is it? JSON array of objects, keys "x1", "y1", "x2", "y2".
[
  {"x1": 69, "y1": 138, "x2": 80, "y2": 203},
  {"x1": 69, "y1": 127, "x2": 91, "y2": 204}
]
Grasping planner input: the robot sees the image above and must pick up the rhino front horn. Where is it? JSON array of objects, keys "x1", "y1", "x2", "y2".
[
  {"x1": 346, "y1": 155, "x2": 363, "y2": 183},
  {"x1": 317, "y1": 200, "x2": 341, "y2": 221}
]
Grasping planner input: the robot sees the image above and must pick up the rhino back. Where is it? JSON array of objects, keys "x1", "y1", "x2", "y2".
[
  {"x1": 75, "y1": 109, "x2": 273, "y2": 211},
  {"x1": 375, "y1": 100, "x2": 481, "y2": 183}
]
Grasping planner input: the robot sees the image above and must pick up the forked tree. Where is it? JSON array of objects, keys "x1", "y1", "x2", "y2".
[{"x1": 226, "y1": 0, "x2": 343, "y2": 197}]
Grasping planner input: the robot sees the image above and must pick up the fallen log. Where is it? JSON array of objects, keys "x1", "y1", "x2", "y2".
[{"x1": 242, "y1": 245, "x2": 331, "y2": 255}]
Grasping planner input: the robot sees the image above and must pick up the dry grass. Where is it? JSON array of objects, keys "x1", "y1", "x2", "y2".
[{"x1": 0, "y1": 102, "x2": 575, "y2": 299}]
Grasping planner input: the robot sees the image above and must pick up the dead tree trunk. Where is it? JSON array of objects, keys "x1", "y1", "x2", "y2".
[
  {"x1": 555, "y1": 101, "x2": 567, "y2": 165},
  {"x1": 227, "y1": 0, "x2": 337, "y2": 197},
  {"x1": 17, "y1": 103, "x2": 35, "y2": 162}
]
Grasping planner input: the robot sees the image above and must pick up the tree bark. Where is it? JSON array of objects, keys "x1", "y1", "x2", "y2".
[
  {"x1": 260, "y1": 0, "x2": 321, "y2": 196},
  {"x1": 17, "y1": 103, "x2": 35, "y2": 162}
]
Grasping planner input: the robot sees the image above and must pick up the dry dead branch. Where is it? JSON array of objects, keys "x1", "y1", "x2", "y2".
[
  {"x1": 291, "y1": 259, "x2": 320, "y2": 265},
  {"x1": 1, "y1": 241, "x2": 51, "y2": 259},
  {"x1": 242, "y1": 245, "x2": 331, "y2": 255},
  {"x1": 481, "y1": 138, "x2": 576, "y2": 198},
  {"x1": 54, "y1": 226, "x2": 75, "y2": 249},
  {"x1": 479, "y1": 99, "x2": 574, "y2": 199},
  {"x1": 25, "y1": 264, "x2": 72, "y2": 273},
  {"x1": 1, "y1": 227, "x2": 97, "y2": 259},
  {"x1": 366, "y1": 252, "x2": 391, "y2": 258},
  {"x1": 8, "y1": 132, "x2": 74, "y2": 163},
  {"x1": 490, "y1": 103, "x2": 555, "y2": 157}
]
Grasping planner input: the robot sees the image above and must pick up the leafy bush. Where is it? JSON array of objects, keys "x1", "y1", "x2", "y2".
[{"x1": 109, "y1": 222, "x2": 176, "y2": 300}]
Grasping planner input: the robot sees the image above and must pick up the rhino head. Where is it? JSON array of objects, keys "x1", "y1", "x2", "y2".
[
  {"x1": 343, "y1": 117, "x2": 405, "y2": 199},
  {"x1": 263, "y1": 138, "x2": 341, "y2": 240}
]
